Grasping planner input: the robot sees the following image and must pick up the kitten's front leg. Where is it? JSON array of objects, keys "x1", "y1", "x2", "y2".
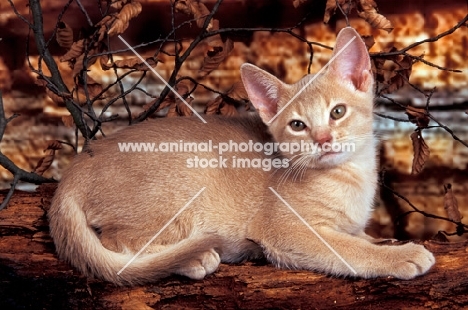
[{"x1": 258, "y1": 226, "x2": 435, "y2": 279}]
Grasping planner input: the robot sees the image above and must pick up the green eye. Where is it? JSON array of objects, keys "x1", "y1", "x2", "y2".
[
  {"x1": 331, "y1": 104, "x2": 346, "y2": 120},
  {"x1": 290, "y1": 120, "x2": 306, "y2": 131}
]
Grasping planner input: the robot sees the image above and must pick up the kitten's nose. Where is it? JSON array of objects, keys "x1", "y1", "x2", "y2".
[{"x1": 313, "y1": 130, "x2": 333, "y2": 146}]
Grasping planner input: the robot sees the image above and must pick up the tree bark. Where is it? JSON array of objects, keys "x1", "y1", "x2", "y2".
[{"x1": 1, "y1": 187, "x2": 467, "y2": 309}]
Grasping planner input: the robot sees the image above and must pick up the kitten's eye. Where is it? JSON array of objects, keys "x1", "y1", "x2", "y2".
[
  {"x1": 330, "y1": 104, "x2": 346, "y2": 120},
  {"x1": 290, "y1": 120, "x2": 306, "y2": 131}
]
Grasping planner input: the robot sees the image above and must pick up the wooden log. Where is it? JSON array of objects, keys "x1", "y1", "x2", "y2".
[{"x1": 1, "y1": 187, "x2": 468, "y2": 309}]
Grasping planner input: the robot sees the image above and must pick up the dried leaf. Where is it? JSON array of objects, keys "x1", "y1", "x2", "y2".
[
  {"x1": 76, "y1": 75, "x2": 103, "y2": 100},
  {"x1": 219, "y1": 101, "x2": 238, "y2": 116},
  {"x1": 34, "y1": 140, "x2": 64, "y2": 175},
  {"x1": 175, "y1": 0, "x2": 213, "y2": 30},
  {"x1": 431, "y1": 231, "x2": 449, "y2": 242},
  {"x1": 107, "y1": 1, "x2": 142, "y2": 36},
  {"x1": 357, "y1": 0, "x2": 394, "y2": 32},
  {"x1": 199, "y1": 38, "x2": 234, "y2": 77},
  {"x1": 111, "y1": 0, "x2": 131, "y2": 10},
  {"x1": 444, "y1": 183, "x2": 461, "y2": 222},
  {"x1": 60, "y1": 39, "x2": 85, "y2": 62},
  {"x1": 377, "y1": 53, "x2": 413, "y2": 95},
  {"x1": 62, "y1": 114, "x2": 75, "y2": 127},
  {"x1": 72, "y1": 54, "x2": 86, "y2": 78},
  {"x1": 324, "y1": 0, "x2": 354, "y2": 24},
  {"x1": 361, "y1": 35, "x2": 375, "y2": 50},
  {"x1": 101, "y1": 55, "x2": 158, "y2": 71},
  {"x1": 45, "y1": 140, "x2": 63, "y2": 151},
  {"x1": 56, "y1": 22, "x2": 74, "y2": 49},
  {"x1": 228, "y1": 82, "x2": 249, "y2": 101},
  {"x1": 293, "y1": 0, "x2": 310, "y2": 8},
  {"x1": 205, "y1": 95, "x2": 223, "y2": 115},
  {"x1": 410, "y1": 131, "x2": 430, "y2": 175},
  {"x1": 176, "y1": 97, "x2": 194, "y2": 117},
  {"x1": 406, "y1": 106, "x2": 430, "y2": 128},
  {"x1": 34, "y1": 150, "x2": 56, "y2": 176},
  {"x1": 35, "y1": 78, "x2": 69, "y2": 105},
  {"x1": 205, "y1": 96, "x2": 238, "y2": 116}
]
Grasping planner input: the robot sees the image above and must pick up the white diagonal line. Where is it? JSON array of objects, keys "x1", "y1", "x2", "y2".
[
  {"x1": 118, "y1": 35, "x2": 207, "y2": 124},
  {"x1": 268, "y1": 187, "x2": 357, "y2": 275},
  {"x1": 268, "y1": 36, "x2": 357, "y2": 124},
  {"x1": 117, "y1": 187, "x2": 206, "y2": 275}
]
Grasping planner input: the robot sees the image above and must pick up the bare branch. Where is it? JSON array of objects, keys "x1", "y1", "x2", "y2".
[
  {"x1": 27, "y1": 0, "x2": 91, "y2": 139},
  {"x1": 0, "y1": 92, "x2": 56, "y2": 211},
  {"x1": 372, "y1": 14, "x2": 468, "y2": 57}
]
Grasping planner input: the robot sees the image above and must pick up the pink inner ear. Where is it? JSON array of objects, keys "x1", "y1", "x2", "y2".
[
  {"x1": 240, "y1": 64, "x2": 282, "y2": 122},
  {"x1": 329, "y1": 28, "x2": 372, "y2": 92}
]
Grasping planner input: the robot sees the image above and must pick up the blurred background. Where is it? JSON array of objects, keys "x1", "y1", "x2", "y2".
[{"x1": 0, "y1": 0, "x2": 467, "y2": 240}]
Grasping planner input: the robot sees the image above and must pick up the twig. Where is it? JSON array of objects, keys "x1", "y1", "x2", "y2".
[
  {"x1": 373, "y1": 112, "x2": 411, "y2": 122},
  {"x1": 405, "y1": 52, "x2": 462, "y2": 73},
  {"x1": 372, "y1": 14, "x2": 468, "y2": 57},
  {"x1": 380, "y1": 95, "x2": 468, "y2": 148},
  {"x1": 380, "y1": 180, "x2": 468, "y2": 232},
  {"x1": 75, "y1": 0, "x2": 94, "y2": 27},
  {"x1": 0, "y1": 92, "x2": 56, "y2": 211}
]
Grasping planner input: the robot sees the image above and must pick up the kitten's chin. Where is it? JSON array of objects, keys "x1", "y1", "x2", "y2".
[{"x1": 315, "y1": 151, "x2": 348, "y2": 167}]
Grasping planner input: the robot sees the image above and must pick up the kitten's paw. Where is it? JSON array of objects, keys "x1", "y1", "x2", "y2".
[
  {"x1": 177, "y1": 249, "x2": 221, "y2": 280},
  {"x1": 388, "y1": 243, "x2": 435, "y2": 279}
]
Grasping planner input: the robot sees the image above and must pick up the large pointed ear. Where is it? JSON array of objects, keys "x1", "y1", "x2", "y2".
[
  {"x1": 240, "y1": 63, "x2": 285, "y2": 124},
  {"x1": 328, "y1": 27, "x2": 373, "y2": 92}
]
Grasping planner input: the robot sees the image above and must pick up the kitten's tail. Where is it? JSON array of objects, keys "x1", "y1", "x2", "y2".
[{"x1": 48, "y1": 193, "x2": 221, "y2": 286}]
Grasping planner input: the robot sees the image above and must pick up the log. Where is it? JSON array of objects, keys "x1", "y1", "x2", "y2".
[{"x1": 1, "y1": 186, "x2": 468, "y2": 309}]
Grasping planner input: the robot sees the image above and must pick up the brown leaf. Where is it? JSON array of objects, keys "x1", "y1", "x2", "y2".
[
  {"x1": 204, "y1": 96, "x2": 238, "y2": 117},
  {"x1": 205, "y1": 95, "x2": 223, "y2": 115},
  {"x1": 324, "y1": 0, "x2": 354, "y2": 24},
  {"x1": 410, "y1": 131, "x2": 430, "y2": 175},
  {"x1": 361, "y1": 35, "x2": 375, "y2": 50},
  {"x1": 176, "y1": 97, "x2": 194, "y2": 117},
  {"x1": 45, "y1": 140, "x2": 63, "y2": 151},
  {"x1": 75, "y1": 75, "x2": 104, "y2": 101},
  {"x1": 34, "y1": 150, "x2": 57, "y2": 176},
  {"x1": 36, "y1": 78, "x2": 69, "y2": 106},
  {"x1": 175, "y1": 0, "x2": 213, "y2": 30},
  {"x1": 101, "y1": 55, "x2": 158, "y2": 71},
  {"x1": 357, "y1": 0, "x2": 393, "y2": 32},
  {"x1": 219, "y1": 101, "x2": 238, "y2": 116},
  {"x1": 56, "y1": 22, "x2": 74, "y2": 49},
  {"x1": 371, "y1": 57, "x2": 386, "y2": 83},
  {"x1": 62, "y1": 114, "x2": 75, "y2": 127},
  {"x1": 443, "y1": 183, "x2": 461, "y2": 222},
  {"x1": 34, "y1": 140, "x2": 64, "y2": 175},
  {"x1": 107, "y1": 1, "x2": 142, "y2": 36},
  {"x1": 377, "y1": 53, "x2": 413, "y2": 95},
  {"x1": 60, "y1": 39, "x2": 85, "y2": 62},
  {"x1": 406, "y1": 106, "x2": 430, "y2": 128},
  {"x1": 111, "y1": 0, "x2": 131, "y2": 10},
  {"x1": 431, "y1": 231, "x2": 449, "y2": 242},
  {"x1": 199, "y1": 38, "x2": 234, "y2": 77},
  {"x1": 293, "y1": 0, "x2": 310, "y2": 8},
  {"x1": 228, "y1": 82, "x2": 249, "y2": 102}
]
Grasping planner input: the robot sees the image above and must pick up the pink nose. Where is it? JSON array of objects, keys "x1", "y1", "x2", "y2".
[{"x1": 314, "y1": 131, "x2": 332, "y2": 146}]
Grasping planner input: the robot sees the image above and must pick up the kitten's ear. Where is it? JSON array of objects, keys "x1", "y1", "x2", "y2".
[
  {"x1": 240, "y1": 63, "x2": 285, "y2": 124},
  {"x1": 328, "y1": 27, "x2": 373, "y2": 92}
]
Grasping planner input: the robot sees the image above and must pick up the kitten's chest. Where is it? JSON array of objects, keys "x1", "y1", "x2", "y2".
[{"x1": 275, "y1": 164, "x2": 377, "y2": 231}]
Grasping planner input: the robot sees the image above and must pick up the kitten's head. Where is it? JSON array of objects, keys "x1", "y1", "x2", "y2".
[{"x1": 240, "y1": 27, "x2": 374, "y2": 168}]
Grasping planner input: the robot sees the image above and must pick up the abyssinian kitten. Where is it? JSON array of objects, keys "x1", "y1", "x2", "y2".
[{"x1": 48, "y1": 27, "x2": 435, "y2": 285}]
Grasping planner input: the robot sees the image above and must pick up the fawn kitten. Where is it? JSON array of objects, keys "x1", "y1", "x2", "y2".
[{"x1": 48, "y1": 27, "x2": 435, "y2": 285}]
